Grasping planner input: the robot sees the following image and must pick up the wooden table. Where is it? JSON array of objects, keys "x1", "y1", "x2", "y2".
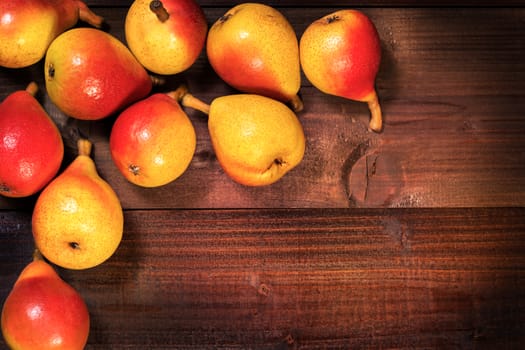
[{"x1": 1, "y1": 1, "x2": 524, "y2": 348}]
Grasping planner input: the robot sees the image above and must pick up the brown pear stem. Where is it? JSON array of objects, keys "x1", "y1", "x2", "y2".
[
  {"x1": 367, "y1": 91, "x2": 383, "y2": 133},
  {"x1": 150, "y1": 0, "x2": 170, "y2": 22},
  {"x1": 77, "y1": 1, "x2": 104, "y2": 28},
  {"x1": 25, "y1": 82, "x2": 38, "y2": 96},
  {"x1": 150, "y1": 75, "x2": 165, "y2": 86},
  {"x1": 32, "y1": 249, "x2": 44, "y2": 262},
  {"x1": 289, "y1": 94, "x2": 304, "y2": 113},
  {"x1": 182, "y1": 94, "x2": 211, "y2": 115},
  {"x1": 167, "y1": 85, "x2": 211, "y2": 115},
  {"x1": 77, "y1": 139, "x2": 93, "y2": 157}
]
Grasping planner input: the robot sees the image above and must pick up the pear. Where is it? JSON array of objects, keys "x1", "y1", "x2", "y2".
[
  {"x1": 0, "y1": 0, "x2": 103, "y2": 68},
  {"x1": 44, "y1": 27, "x2": 154, "y2": 121},
  {"x1": 300, "y1": 9, "x2": 383, "y2": 132},
  {"x1": 125, "y1": 0, "x2": 208, "y2": 75},
  {"x1": 109, "y1": 90, "x2": 197, "y2": 188},
  {"x1": 1, "y1": 251, "x2": 90, "y2": 349},
  {"x1": 176, "y1": 87, "x2": 305, "y2": 186},
  {"x1": 0, "y1": 82, "x2": 64, "y2": 198},
  {"x1": 206, "y1": 3, "x2": 303, "y2": 112},
  {"x1": 32, "y1": 138, "x2": 124, "y2": 270}
]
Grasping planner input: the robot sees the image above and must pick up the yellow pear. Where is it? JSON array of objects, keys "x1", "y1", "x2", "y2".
[
  {"x1": 32, "y1": 139, "x2": 124, "y2": 270},
  {"x1": 206, "y1": 3, "x2": 303, "y2": 112},
  {"x1": 0, "y1": 0, "x2": 103, "y2": 68},
  {"x1": 125, "y1": 0, "x2": 208, "y2": 75},
  {"x1": 176, "y1": 87, "x2": 305, "y2": 186}
]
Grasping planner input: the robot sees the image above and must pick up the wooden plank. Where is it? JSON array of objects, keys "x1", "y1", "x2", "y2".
[
  {"x1": 1, "y1": 8, "x2": 524, "y2": 209},
  {"x1": 1, "y1": 208, "x2": 524, "y2": 348}
]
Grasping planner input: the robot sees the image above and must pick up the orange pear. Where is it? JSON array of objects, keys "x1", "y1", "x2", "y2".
[
  {"x1": 44, "y1": 28, "x2": 154, "y2": 121},
  {"x1": 206, "y1": 3, "x2": 303, "y2": 112},
  {"x1": 109, "y1": 91, "x2": 196, "y2": 188},
  {"x1": 0, "y1": 82, "x2": 64, "y2": 198},
  {"x1": 125, "y1": 0, "x2": 208, "y2": 75},
  {"x1": 0, "y1": 0, "x2": 103, "y2": 68},
  {"x1": 176, "y1": 87, "x2": 305, "y2": 186},
  {"x1": 1, "y1": 251, "x2": 90, "y2": 349},
  {"x1": 32, "y1": 138, "x2": 124, "y2": 270},
  {"x1": 300, "y1": 9, "x2": 383, "y2": 132}
]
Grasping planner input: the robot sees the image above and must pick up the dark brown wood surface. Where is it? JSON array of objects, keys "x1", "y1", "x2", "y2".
[
  {"x1": 1, "y1": 2, "x2": 524, "y2": 349},
  {"x1": 2, "y1": 208, "x2": 525, "y2": 348}
]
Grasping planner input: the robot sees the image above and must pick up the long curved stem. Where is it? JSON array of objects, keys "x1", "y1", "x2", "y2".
[
  {"x1": 77, "y1": 1, "x2": 104, "y2": 28},
  {"x1": 167, "y1": 85, "x2": 211, "y2": 115},
  {"x1": 367, "y1": 90, "x2": 382, "y2": 133}
]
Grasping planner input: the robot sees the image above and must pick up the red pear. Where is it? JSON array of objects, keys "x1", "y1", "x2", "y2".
[
  {"x1": 110, "y1": 90, "x2": 196, "y2": 188},
  {"x1": 44, "y1": 28, "x2": 155, "y2": 121},
  {"x1": 300, "y1": 9, "x2": 383, "y2": 132},
  {"x1": 0, "y1": 82, "x2": 64, "y2": 198},
  {"x1": 1, "y1": 252, "x2": 90, "y2": 349}
]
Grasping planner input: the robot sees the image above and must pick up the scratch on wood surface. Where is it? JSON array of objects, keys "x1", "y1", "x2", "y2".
[{"x1": 343, "y1": 141, "x2": 371, "y2": 207}]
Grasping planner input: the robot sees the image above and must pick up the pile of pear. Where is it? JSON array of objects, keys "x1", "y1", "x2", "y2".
[{"x1": 1, "y1": 0, "x2": 383, "y2": 348}]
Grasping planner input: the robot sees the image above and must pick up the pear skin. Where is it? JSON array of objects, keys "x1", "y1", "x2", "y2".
[
  {"x1": 110, "y1": 92, "x2": 197, "y2": 188},
  {"x1": 0, "y1": 82, "x2": 64, "y2": 198},
  {"x1": 300, "y1": 9, "x2": 383, "y2": 132},
  {"x1": 0, "y1": 0, "x2": 103, "y2": 68},
  {"x1": 125, "y1": 0, "x2": 207, "y2": 75},
  {"x1": 44, "y1": 28, "x2": 153, "y2": 120},
  {"x1": 32, "y1": 139, "x2": 124, "y2": 270},
  {"x1": 207, "y1": 3, "x2": 303, "y2": 112},
  {"x1": 1, "y1": 252, "x2": 90, "y2": 349},
  {"x1": 176, "y1": 87, "x2": 305, "y2": 186}
]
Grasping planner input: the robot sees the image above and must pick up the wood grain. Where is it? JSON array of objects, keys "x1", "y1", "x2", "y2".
[{"x1": 1, "y1": 208, "x2": 524, "y2": 348}]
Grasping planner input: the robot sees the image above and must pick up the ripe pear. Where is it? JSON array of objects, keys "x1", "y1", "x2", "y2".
[
  {"x1": 44, "y1": 28, "x2": 154, "y2": 121},
  {"x1": 109, "y1": 91, "x2": 196, "y2": 188},
  {"x1": 0, "y1": 82, "x2": 64, "y2": 198},
  {"x1": 0, "y1": 0, "x2": 103, "y2": 68},
  {"x1": 32, "y1": 138, "x2": 124, "y2": 270},
  {"x1": 300, "y1": 9, "x2": 383, "y2": 132},
  {"x1": 125, "y1": 0, "x2": 207, "y2": 75},
  {"x1": 1, "y1": 251, "x2": 90, "y2": 349},
  {"x1": 177, "y1": 87, "x2": 305, "y2": 186},
  {"x1": 206, "y1": 3, "x2": 303, "y2": 112}
]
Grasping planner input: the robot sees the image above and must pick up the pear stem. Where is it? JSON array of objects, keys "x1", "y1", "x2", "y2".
[
  {"x1": 77, "y1": 139, "x2": 93, "y2": 157},
  {"x1": 77, "y1": 1, "x2": 104, "y2": 28},
  {"x1": 32, "y1": 249, "x2": 44, "y2": 262},
  {"x1": 167, "y1": 85, "x2": 211, "y2": 115},
  {"x1": 150, "y1": 0, "x2": 170, "y2": 22},
  {"x1": 150, "y1": 75, "x2": 165, "y2": 86},
  {"x1": 290, "y1": 94, "x2": 304, "y2": 113},
  {"x1": 367, "y1": 91, "x2": 383, "y2": 133},
  {"x1": 25, "y1": 82, "x2": 38, "y2": 96}
]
